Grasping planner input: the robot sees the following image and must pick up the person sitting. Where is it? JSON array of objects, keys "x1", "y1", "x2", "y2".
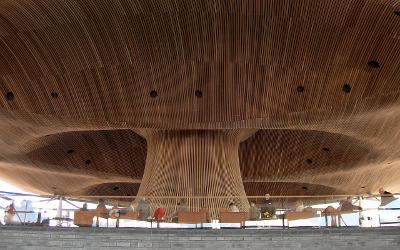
[
  {"x1": 137, "y1": 197, "x2": 151, "y2": 221},
  {"x1": 6, "y1": 203, "x2": 16, "y2": 215},
  {"x1": 108, "y1": 203, "x2": 121, "y2": 227},
  {"x1": 260, "y1": 194, "x2": 276, "y2": 219},
  {"x1": 41, "y1": 218, "x2": 50, "y2": 226},
  {"x1": 79, "y1": 203, "x2": 88, "y2": 211},
  {"x1": 96, "y1": 199, "x2": 108, "y2": 215},
  {"x1": 153, "y1": 207, "x2": 165, "y2": 228},
  {"x1": 95, "y1": 199, "x2": 108, "y2": 227},
  {"x1": 294, "y1": 200, "x2": 305, "y2": 212},
  {"x1": 109, "y1": 203, "x2": 120, "y2": 218},
  {"x1": 379, "y1": 187, "x2": 392, "y2": 196},
  {"x1": 153, "y1": 207, "x2": 165, "y2": 221},
  {"x1": 170, "y1": 199, "x2": 189, "y2": 222},
  {"x1": 128, "y1": 200, "x2": 138, "y2": 212},
  {"x1": 249, "y1": 202, "x2": 260, "y2": 220},
  {"x1": 339, "y1": 197, "x2": 362, "y2": 211},
  {"x1": 228, "y1": 202, "x2": 239, "y2": 212},
  {"x1": 96, "y1": 199, "x2": 107, "y2": 210},
  {"x1": 323, "y1": 206, "x2": 338, "y2": 227},
  {"x1": 4, "y1": 203, "x2": 16, "y2": 224},
  {"x1": 379, "y1": 187, "x2": 396, "y2": 206}
]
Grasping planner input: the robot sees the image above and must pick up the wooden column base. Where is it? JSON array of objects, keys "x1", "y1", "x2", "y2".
[{"x1": 136, "y1": 129, "x2": 255, "y2": 218}]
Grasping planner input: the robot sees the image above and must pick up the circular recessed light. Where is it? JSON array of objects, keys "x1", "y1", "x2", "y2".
[
  {"x1": 5, "y1": 92, "x2": 14, "y2": 101},
  {"x1": 367, "y1": 60, "x2": 380, "y2": 69},
  {"x1": 112, "y1": 186, "x2": 119, "y2": 191},
  {"x1": 149, "y1": 90, "x2": 157, "y2": 98},
  {"x1": 322, "y1": 147, "x2": 331, "y2": 152},
  {"x1": 302, "y1": 186, "x2": 308, "y2": 190},
  {"x1": 51, "y1": 92, "x2": 59, "y2": 98},
  {"x1": 67, "y1": 149, "x2": 74, "y2": 154},
  {"x1": 342, "y1": 84, "x2": 351, "y2": 93},
  {"x1": 297, "y1": 86, "x2": 305, "y2": 93},
  {"x1": 195, "y1": 90, "x2": 203, "y2": 98},
  {"x1": 305, "y1": 159, "x2": 313, "y2": 164},
  {"x1": 85, "y1": 159, "x2": 91, "y2": 165}
]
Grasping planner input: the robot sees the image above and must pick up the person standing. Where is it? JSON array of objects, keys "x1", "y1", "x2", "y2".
[
  {"x1": 80, "y1": 203, "x2": 88, "y2": 211},
  {"x1": 379, "y1": 187, "x2": 396, "y2": 206},
  {"x1": 170, "y1": 199, "x2": 189, "y2": 222},
  {"x1": 249, "y1": 202, "x2": 260, "y2": 220},
  {"x1": 260, "y1": 194, "x2": 275, "y2": 219},
  {"x1": 228, "y1": 202, "x2": 239, "y2": 212},
  {"x1": 137, "y1": 197, "x2": 151, "y2": 221},
  {"x1": 339, "y1": 197, "x2": 362, "y2": 211}
]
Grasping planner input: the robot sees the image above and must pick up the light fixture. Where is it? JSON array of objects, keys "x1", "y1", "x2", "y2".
[
  {"x1": 367, "y1": 60, "x2": 380, "y2": 69},
  {"x1": 297, "y1": 86, "x2": 304, "y2": 93},
  {"x1": 149, "y1": 90, "x2": 157, "y2": 98},
  {"x1": 5, "y1": 92, "x2": 14, "y2": 101},
  {"x1": 342, "y1": 84, "x2": 351, "y2": 93},
  {"x1": 195, "y1": 90, "x2": 203, "y2": 98}
]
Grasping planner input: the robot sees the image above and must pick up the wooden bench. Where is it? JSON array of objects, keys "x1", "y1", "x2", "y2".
[
  {"x1": 178, "y1": 211, "x2": 209, "y2": 224},
  {"x1": 219, "y1": 212, "x2": 248, "y2": 227}
]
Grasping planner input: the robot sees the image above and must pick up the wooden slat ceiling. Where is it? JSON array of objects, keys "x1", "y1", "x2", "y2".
[{"x1": 0, "y1": 0, "x2": 400, "y2": 202}]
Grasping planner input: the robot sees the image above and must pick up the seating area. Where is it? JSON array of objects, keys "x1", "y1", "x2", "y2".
[
  {"x1": 59, "y1": 190, "x2": 398, "y2": 229},
  {"x1": 72, "y1": 206, "x2": 364, "y2": 229},
  {"x1": 74, "y1": 209, "x2": 253, "y2": 228}
]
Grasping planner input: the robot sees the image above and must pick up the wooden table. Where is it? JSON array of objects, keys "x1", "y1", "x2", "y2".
[
  {"x1": 178, "y1": 211, "x2": 209, "y2": 226},
  {"x1": 74, "y1": 210, "x2": 96, "y2": 227},
  {"x1": 219, "y1": 212, "x2": 249, "y2": 227}
]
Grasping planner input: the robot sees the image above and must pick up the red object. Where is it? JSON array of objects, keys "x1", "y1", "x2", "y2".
[{"x1": 153, "y1": 207, "x2": 165, "y2": 221}]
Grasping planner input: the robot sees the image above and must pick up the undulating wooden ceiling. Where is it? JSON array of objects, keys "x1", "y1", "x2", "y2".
[{"x1": 0, "y1": 0, "x2": 400, "y2": 201}]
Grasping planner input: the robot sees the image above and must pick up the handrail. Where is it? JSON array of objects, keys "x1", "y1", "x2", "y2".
[
  {"x1": 68, "y1": 194, "x2": 399, "y2": 199},
  {"x1": 1, "y1": 190, "x2": 397, "y2": 199}
]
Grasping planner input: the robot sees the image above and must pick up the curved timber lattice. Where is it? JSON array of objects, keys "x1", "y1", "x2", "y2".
[{"x1": 136, "y1": 129, "x2": 254, "y2": 217}]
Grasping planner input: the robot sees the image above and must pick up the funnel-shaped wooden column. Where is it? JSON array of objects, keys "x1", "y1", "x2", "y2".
[{"x1": 137, "y1": 130, "x2": 254, "y2": 218}]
